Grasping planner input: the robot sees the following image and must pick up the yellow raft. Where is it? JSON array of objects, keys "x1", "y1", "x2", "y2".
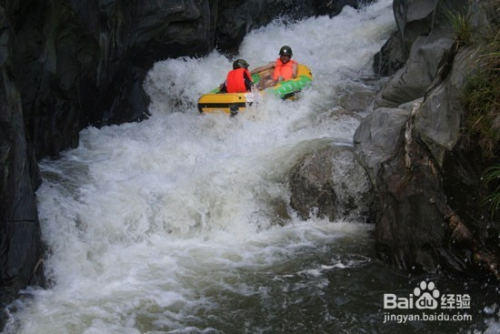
[{"x1": 197, "y1": 64, "x2": 313, "y2": 114}]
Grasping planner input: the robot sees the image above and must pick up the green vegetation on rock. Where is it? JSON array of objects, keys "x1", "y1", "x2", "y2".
[{"x1": 460, "y1": 0, "x2": 500, "y2": 215}]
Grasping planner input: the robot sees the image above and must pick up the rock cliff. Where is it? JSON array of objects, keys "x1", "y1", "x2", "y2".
[{"x1": 355, "y1": 0, "x2": 499, "y2": 277}]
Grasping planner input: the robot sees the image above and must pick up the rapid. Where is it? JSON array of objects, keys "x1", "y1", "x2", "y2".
[{"x1": 4, "y1": 0, "x2": 499, "y2": 333}]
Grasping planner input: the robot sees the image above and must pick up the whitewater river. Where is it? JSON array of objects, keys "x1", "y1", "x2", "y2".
[{"x1": 4, "y1": 0, "x2": 499, "y2": 333}]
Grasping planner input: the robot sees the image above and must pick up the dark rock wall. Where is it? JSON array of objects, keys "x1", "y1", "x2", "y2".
[
  {"x1": 0, "y1": 3, "x2": 44, "y2": 312},
  {"x1": 357, "y1": 0, "x2": 500, "y2": 278},
  {"x1": 10, "y1": 0, "x2": 217, "y2": 160}
]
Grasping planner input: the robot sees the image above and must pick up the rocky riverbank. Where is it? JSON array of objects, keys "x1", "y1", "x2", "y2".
[{"x1": 290, "y1": 0, "x2": 500, "y2": 278}]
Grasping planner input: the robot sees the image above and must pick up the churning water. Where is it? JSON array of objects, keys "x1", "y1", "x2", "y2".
[{"x1": 4, "y1": 0, "x2": 499, "y2": 333}]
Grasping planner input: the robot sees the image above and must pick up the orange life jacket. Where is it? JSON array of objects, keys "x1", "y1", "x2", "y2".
[
  {"x1": 272, "y1": 58, "x2": 297, "y2": 81},
  {"x1": 226, "y1": 68, "x2": 252, "y2": 93}
]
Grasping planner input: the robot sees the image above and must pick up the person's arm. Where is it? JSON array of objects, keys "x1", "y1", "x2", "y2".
[
  {"x1": 292, "y1": 62, "x2": 298, "y2": 78},
  {"x1": 244, "y1": 71, "x2": 253, "y2": 91},
  {"x1": 219, "y1": 81, "x2": 227, "y2": 93},
  {"x1": 250, "y1": 61, "x2": 275, "y2": 74}
]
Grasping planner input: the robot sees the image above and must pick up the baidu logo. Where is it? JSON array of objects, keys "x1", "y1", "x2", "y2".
[
  {"x1": 383, "y1": 280, "x2": 471, "y2": 310},
  {"x1": 383, "y1": 281, "x2": 472, "y2": 324},
  {"x1": 414, "y1": 281, "x2": 440, "y2": 309}
]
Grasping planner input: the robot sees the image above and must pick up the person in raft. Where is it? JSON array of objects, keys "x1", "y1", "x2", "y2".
[
  {"x1": 250, "y1": 45, "x2": 298, "y2": 90},
  {"x1": 219, "y1": 59, "x2": 254, "y2": 93}
]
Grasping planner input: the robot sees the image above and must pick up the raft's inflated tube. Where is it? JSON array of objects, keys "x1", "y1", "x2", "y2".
[
  {"x1": 269, "y1": 75, "x2": 312, "y2": 99},
  {"x1": 198, "y1": 64, "x2": 312, "y2": 113}
]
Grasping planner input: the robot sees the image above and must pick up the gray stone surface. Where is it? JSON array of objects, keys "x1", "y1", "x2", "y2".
[
  {"x1": 353, "y1": 107, "x2": 411, "y2": 184},
  {"x1": 375, "y1": 37, "x2": 455, "y2": 108},
  {"x1": 415, "y1": 47, "x2": 477, "y2": 166},
  {"x1": 364, "y1": 0, "x2": 499, "y2": 277},
  {"x1": 289, "y1": 145, "x2": 373, "y2": 223},
  {"x1": 375, "y1": 0, "x2": 468, "y2": 76}
]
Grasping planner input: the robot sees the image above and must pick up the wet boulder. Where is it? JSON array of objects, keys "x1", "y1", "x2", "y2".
[{"x1": 289, "y1": 144, "x2": 374, "y2": 222}]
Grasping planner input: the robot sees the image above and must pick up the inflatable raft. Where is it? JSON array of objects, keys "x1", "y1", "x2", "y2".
[{"x1": 197, "y1": 64, "x2": 313, "y2": 114}]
